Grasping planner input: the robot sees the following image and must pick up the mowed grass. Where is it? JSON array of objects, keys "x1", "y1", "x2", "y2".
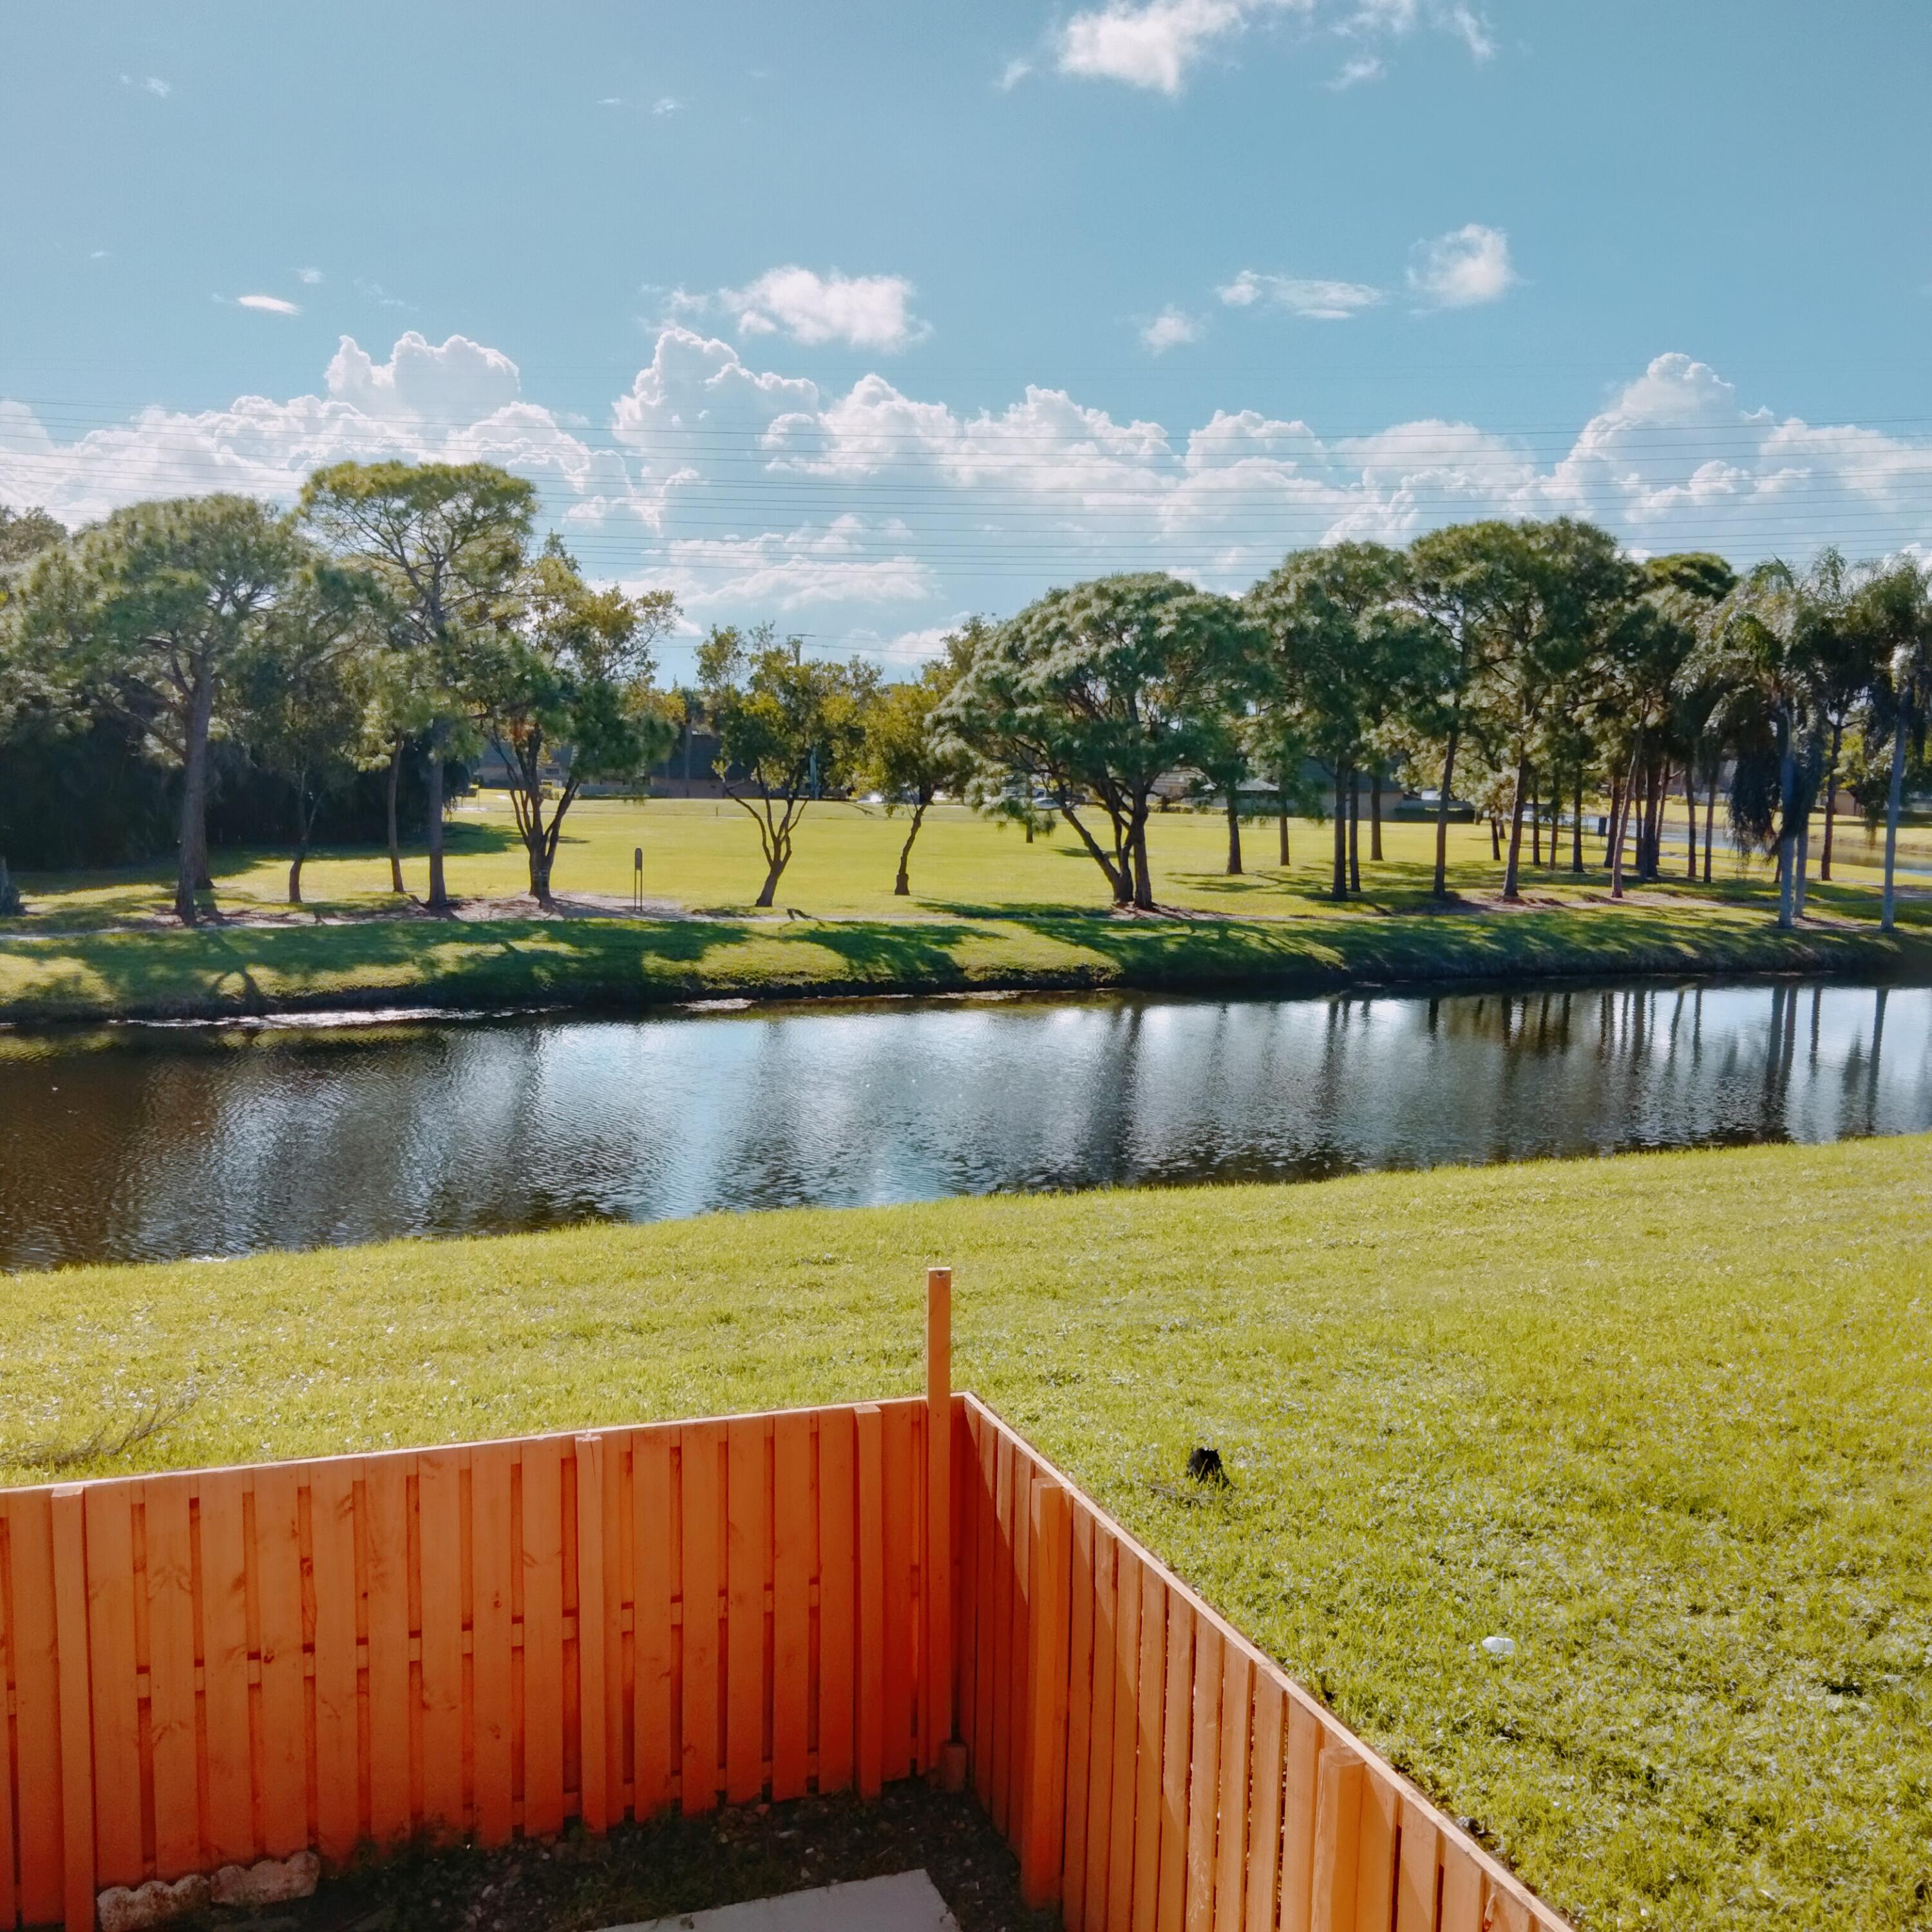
[
  {"x1": 12, "y1": 792, "x2": 1932, "y2": 929},
  {"x1": 5, "y1": 1136, "x2": 1929, "y2": 1931},
  {"x1": 5, "y1": 798, "x2": 1930, "y2": 1022}
]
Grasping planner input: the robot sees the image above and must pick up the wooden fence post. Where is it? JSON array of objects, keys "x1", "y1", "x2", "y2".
[
  {"x1": 1309, "y1": 1745, "x2": 1364, "y2": 1932},
  {"x1": 924, "y1": 1265, "x2": 954, "y2": 1774},
  {"x1": 856, "y1": 1403, "x2": 886, "y2": 1799},
  {"x1": 1019, "y1": 1480, "x2": 1072, "y2": 1909}
]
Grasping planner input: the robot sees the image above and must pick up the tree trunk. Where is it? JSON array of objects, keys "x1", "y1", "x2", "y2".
[
  {"x1": 1278, "y1": 799, "x2": 1290, "y2": 867},
  {"x1": 1821, "y1": 721, "x2": 1842, "y2": 881},
  {"x1": 1130, "y1": 798, "x2": 1155, "y2": 910},
  {"x1": 1610, "y1": 735, "x2": 1642, "y2": 901},
  {"x1": 1432, "y1": 729, "x2": 1459, "y2": 899},
  {"x1": 0, "y1": 855, "x2": 21, "y2": 916},
  {"x1": 425, "y1": 721, "x2": 450, "y2": 910},
  {"x1": 1882, "y1": 701, "x2": 1908, "y2": 930},
  {"x1": 1703, "y1": 772, "x2": 1717, "y2": 885},
  {"x1": 1501, "y1": 753, "x2": 1530, "y2": 900},
  {"x1": 1025, "y1": 819, "x2": 1034, "y2": 844},
  {"x1": 1224, "y1": 788, "x2": 1242, "y2": 875},
  {"x1": 894, "y1": 802, "x2": 927, "y2": 895},
  {"x1": 1602, "y1": 779, "x2": 1621, "y2": 868},
  {"x1": 1776, "y1": 737, "x2": 1799, "y2": 930},
  {"x1": 1530, "y1": 773, "x2": 1542, "y2": 867},
  {"x1": 1369, "y1": 766, "x2": 1383, "y2": 862},
  {"x1": 289, "y1": 844, "x2": 306, "y2": 905},
  {"x1": 173, "y1": 668, "x2": 217, "y2": 925},
  {"x1": 1347, "y1": 773, "x2": 1361, "y2": 895},
  {"x1": 755, "y1": 842, "x2": 788, "y2": 909},
  {"x1": 1571, "y1": 775, "x2": 1584, "y2": 873},
  {"x1": 1331, "y1": 763, "x2": 1349, "y2": 900},
  {"x1": 1686, "y1": 765, "x2": 1698, "y2": 879},
  {"x1": 385, "y1": 739, "x2": 406, "y2": 893}
]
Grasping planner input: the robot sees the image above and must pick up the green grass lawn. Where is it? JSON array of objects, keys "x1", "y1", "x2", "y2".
[
  {"x1": 6, "y1": 1135, "x2": 1929, "y2": 1931},
  {"x1": 10, "y1": 792, "x2": 1932, "y2": 929},
  {"x1": 4, "y1": 797, "x2": 1929, "y2": 1022}
]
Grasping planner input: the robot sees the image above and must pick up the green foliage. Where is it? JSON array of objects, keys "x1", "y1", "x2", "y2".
[
  {"x1": 703, "y1": 624, "x2": 880, "y2": 906},
  {"x1": 8, "y1": 494, "x2": 310, "y2": 920},
  {"x1": 943, "y1": 573, "x2": 1260, "y2": 907}
]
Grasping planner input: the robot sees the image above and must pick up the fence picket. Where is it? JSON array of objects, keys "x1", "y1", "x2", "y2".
[
  {"x1": 81, "y1": 1482, "x2": 142, "y2": 1887},
  {"x1": 724, "y1": 1417, "x2": 768, "y2": 1806},
  {"x1": 1158, "y1": 1596, "x2": 1195, "y2": 1932},
  {"x1": 1063, "y1": 1506, "x2": 1097, "y2": 1932},
  {"x1": 50, "y1": 1488, "x2": 95, "y2": 1932},
  {"x1": 855, "y1": 1403, "x2": 885, "y2": 1799},
  {"x1": 1310, "y1": 1747, "x2": 1363, "y2": 1932},
  {"x1": 770, "y1": 1410, "x2": 811, "y2": 1802},
  {"x1": 1105, "y1": 1542, "x2": 1144, "y2": 1932},
  {"x1": 470, "y1": 1443, "x2": 516, "y2": 1846},
  {"x1": 198, "y1": 1473, "x2": 254, "y2": 1866},
  {"x1": 576, "y1": 1435, "x2": 611, "y2": 1833},
  {"x1": 1131, "y1": 1558, "x2": 1168, "y2": 1932},
  {"x1": 816, "y1": 1407, "x2": 856, "y2": 1795},
  {"x1": 631, "y1": 1428, "x2": 675, "y2": 1818},
  {"x1": 1080, "y1": 1522, "x2": 1119, "y2": 1932},
  {"x1": 251, "y1": 1463, "x2": 308, "y2": 1858},
  {"x1": 1280, "y1": 1699, "x2": 1323, "y2": 1932},
  {"x1": 1214, "y1": 1645, "x2": 1251, "y2": 1932},
  {"x1": 680, "y1": 1422, "x2": 724, "y2": 1815},
  {"x1": 416, "y1": 1450, "x2": 465, "y2": 1837},
  {"x1": 1354, "y1": 1766, "x2": 1398, "y2": 1932},
  {"x1": 364, "y1": 1455, "x2": 413, "y2": 1846},
  {"x1": 1437, "y1": 1841, "x2": 1484, "y2": 1932},
  {"x1": 144, "y1": 1473, "x2": 199, "y2": 1876},
  {"x1": 1243, "y1": 1679, "x2": 1284, "y2": 1932},
  {"x1": 1184, "y1": 1619, "x2": 1222, "y2": 1932},
  {"x1": 881, "y1": 1401, "x2": 917, "y2": 1782}
]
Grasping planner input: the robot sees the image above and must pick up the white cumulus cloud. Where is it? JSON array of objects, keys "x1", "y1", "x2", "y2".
[
  {"x1": 236, "y1": 294, "x2": 301, "y2": 316},
  {"x1": 1406, "y1": 223, "x2": 1515, "y2": 307},
  {"x1": 1142, "y1": 308, "x2": 1204, "y2": 352},
  {"x1": 1218, "y1": 270, "x2": 1381, "y2": 319},
  {"x1": 722, "y1": 267, "x2": 925, "y2": 352},
  {"x1": 1059, "y1": 0, "x2": 1252, "y2": 93}
]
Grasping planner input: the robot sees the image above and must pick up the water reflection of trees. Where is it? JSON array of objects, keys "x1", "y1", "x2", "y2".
[{"x1": 2, "y1": 983, "x2": 1929, "y2": 1269}]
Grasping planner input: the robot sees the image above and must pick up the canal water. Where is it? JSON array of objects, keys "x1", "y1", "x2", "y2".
[{"x1": 1, "y1": 978, "x2": 1926, "y2": 1270}]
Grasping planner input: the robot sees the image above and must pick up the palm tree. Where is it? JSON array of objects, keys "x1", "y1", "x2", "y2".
[
  {"x1": 1852, "y1": 559, "x2": 1932, "y2": 931},
  {"x1": 1687, "y1": 559, "x2": 1832, "y2": 929}
]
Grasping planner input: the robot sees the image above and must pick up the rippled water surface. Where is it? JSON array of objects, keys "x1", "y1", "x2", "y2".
[{"x1": 2, "y1": 978, "x2": 1928, "y2": 1269}]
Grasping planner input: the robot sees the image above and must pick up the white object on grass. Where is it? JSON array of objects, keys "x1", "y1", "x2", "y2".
[{"x1": 1481, "y1": 1634, "x2": 1517, "y2": 1658}]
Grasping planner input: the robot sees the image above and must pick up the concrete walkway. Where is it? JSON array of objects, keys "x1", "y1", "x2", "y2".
[{"x1": 611, "y1": 1869, "x2": 960, "y2": 1932}]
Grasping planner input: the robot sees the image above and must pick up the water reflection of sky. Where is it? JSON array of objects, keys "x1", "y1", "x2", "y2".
[{"x1": 1, "y1": 980, "x2": 1927, "y2": 1269}]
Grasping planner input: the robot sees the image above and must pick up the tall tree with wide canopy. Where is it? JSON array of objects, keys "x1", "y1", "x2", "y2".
[
  {"x1": 703, "y1": 625, "x2": 878, "y2": 907},
  {"x1": 299, "y1": 461, "x2": 535, "y2": 909},
  {"x1": 1247, "y1": 542, "x2": 1417, "y2": 901},
  {"x1": 940, "y1": 573, "x2": 1256, "y2": 910},
  {"x1": 468, "y1": 536, "x2": 679, "y2": 904},
  {"x1": 236, "y1": 564, "x2": 372, "y2": 905},
  {"x1": 12, "y1": 495, "x2": 305, "y2": 922},
  {"x1": 0, "y1": 506, "x2": 70, "y2": 913},
  {"x1": 1405, "y1": 524, "x2": 1503, "y2": 898},
  {"x1": 1463, "y1": 520, "x2": 1633, "y2": 901}
]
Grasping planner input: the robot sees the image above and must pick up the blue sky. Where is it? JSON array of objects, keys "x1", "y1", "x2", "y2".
[{"x1": 4, "y1": 0, "x2": 1930, "y2": 671}]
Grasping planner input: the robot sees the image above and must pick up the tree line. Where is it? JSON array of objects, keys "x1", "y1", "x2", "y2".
[{"x1": 3, "y1": 471, "x2": 1929, "y2": 930}]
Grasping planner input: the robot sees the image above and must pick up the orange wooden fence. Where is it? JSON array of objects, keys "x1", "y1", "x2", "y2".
[
  {"x1": 0, "y1": 1270, "x2": 1568, "y2": 1932},
  {"x1": 956, "y1": 1396, "x2": 1569, "y2": 1932}
]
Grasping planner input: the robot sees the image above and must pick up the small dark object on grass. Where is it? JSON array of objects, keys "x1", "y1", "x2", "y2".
[{"x1": 1188, "y1": 1446, "x2": 1228, "y2": 1486}]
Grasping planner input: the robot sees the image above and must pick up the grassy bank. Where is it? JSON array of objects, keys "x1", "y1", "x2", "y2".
[
  {"x1": 4, "y1": 898, "x2": 1931, "y2": 1025},
  {"x1": 6, "y1": 1136, "x2": 1929, "y2": 1930}
]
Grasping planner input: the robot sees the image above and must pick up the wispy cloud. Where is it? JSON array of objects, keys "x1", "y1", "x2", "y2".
[
  {"x1": 235, "y1": 293, "x2": 301, "y2": 316},
  {"x1": 1327, "y1": 54, "x2": 1384, "y2": 88},
  {"x1": 1053, "y1": 0, "x2": 1495, "y2": 93},
  {"x1": 1218, "y1": 269, "x2": 1382, "y2": 319},
  {"x1": 1142, "y1": 307, "x2": 1204, "y2": 352},
  {"x1": 121, "y1": 73, "x2": 173, "y2": 97},
  {"x1": 296, "y1": 267, "x2": 323, "y2": 286},
  {"x1": 1407, "y1": 223, "x2": 1515, "y2": 307},
  {"x1": 997, "y1": 56, "x2": 1034, "y2": 89},
  {"x1": 652, "y1": 96, "x2": 683, "y2": 115}
]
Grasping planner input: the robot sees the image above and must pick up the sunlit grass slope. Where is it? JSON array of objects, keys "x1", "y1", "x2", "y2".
[{"x1": 5, "y1": 1135, "x2": 1929, "y2": 1931}]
